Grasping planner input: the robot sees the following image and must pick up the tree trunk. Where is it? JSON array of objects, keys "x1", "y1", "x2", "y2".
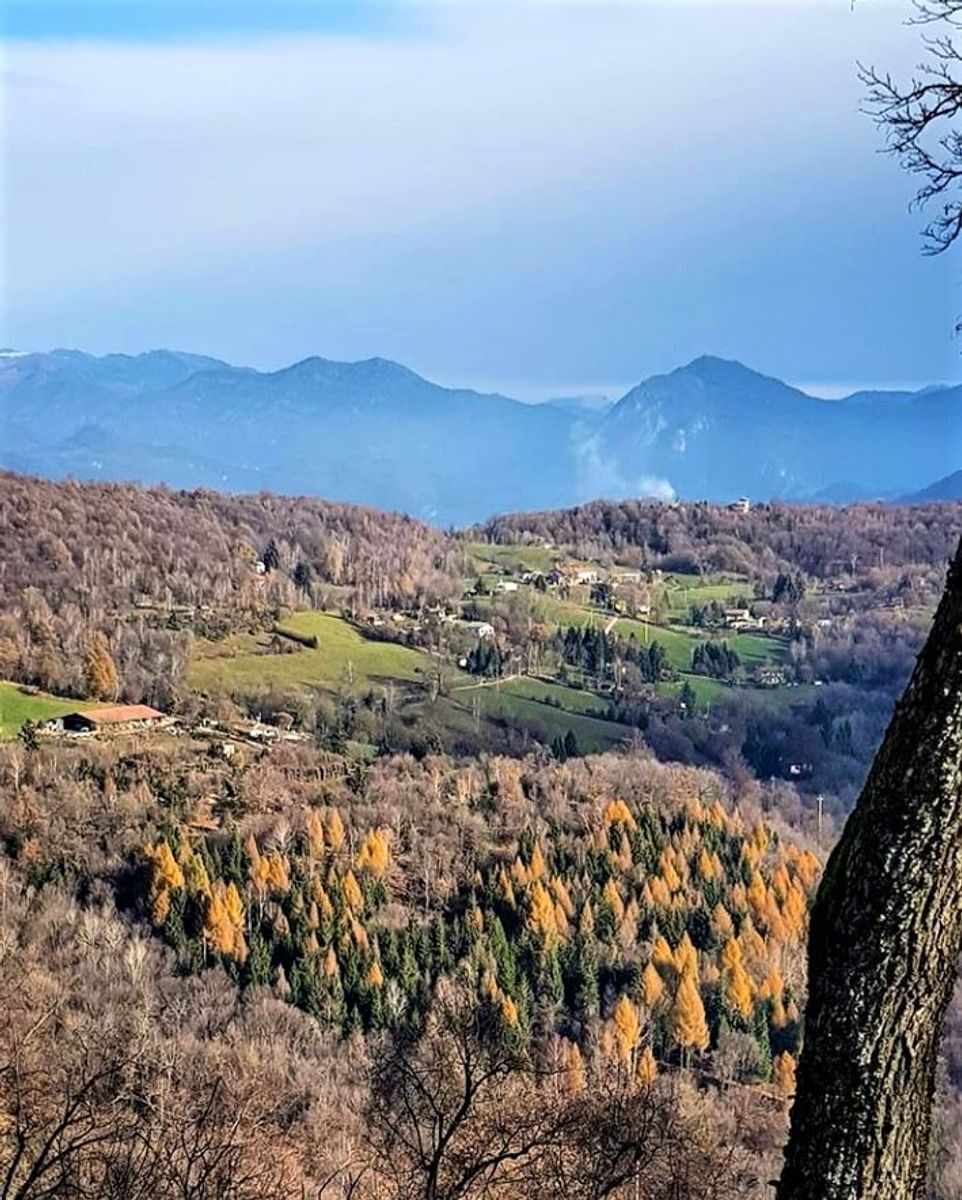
[{"x1": 777, "y1": 539, "x2": 962, "y2": 1200}]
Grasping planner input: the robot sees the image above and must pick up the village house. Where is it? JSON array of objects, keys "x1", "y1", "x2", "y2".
[
  {"x1": 754, "y1": 664, "x2": 788, "y2": 688},
  {"x1": 461, "y1": 620, "x2": 495, "y2": 639},
  {"x1": 723, "y1": 606, "x2": 766, "y2": 631},
  {"x1": 559, "y1": 564, "x2": 601, "y2": 586},
  {"x1": 729, "y1": 497, "x2": 751, "y2": 514}
]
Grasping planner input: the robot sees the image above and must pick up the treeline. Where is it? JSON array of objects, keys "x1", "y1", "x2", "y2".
[
  {"x1": 556, "y1": 625, "x2": 670, "y2": 684},
  {"x1": 474, "y1": 500, "x2": 962, "y2": 579}
]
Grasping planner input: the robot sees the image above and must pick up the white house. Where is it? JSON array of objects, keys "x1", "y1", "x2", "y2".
[{"x1": 463, "y1": 620, "x2": 495, "y2": 639}]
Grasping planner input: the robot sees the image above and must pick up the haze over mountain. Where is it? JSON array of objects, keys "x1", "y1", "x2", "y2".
[{"x1": 1, "y1": 348, "x2": 959, "y2": 523}]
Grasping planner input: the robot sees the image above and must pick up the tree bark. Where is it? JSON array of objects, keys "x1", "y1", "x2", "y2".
[{"x1": 777, "y1": 538, "x2": 962, "y2": 1200}]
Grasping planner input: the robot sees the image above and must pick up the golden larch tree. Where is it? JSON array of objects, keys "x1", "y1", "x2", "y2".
[
  {"x1": 611, "y1": 994, "x2": 642, "y2": 1068},
  {"x1": 84, "y1": 632, "x2": 118, "y2": 701},
  {"x1": 671, "y1": 968, "x2": 710, "y2": 1058}
]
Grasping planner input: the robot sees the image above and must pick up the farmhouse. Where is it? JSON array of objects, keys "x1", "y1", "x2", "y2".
[
  {"x1": 559, "y1": 565, "x2": 600, "y2": 586},
  {"x1": 60, "y1": 704, "x2": 166, "y2": 734},
  {"x1": 462, "y1": 620, "x2": 495, "y2": 640},
  {"x1": 754, "y1": 664, "x2": 788, "y2": 688},
  {"x1": 724, "y1": 607, "x2": 765, "y2": 631}
]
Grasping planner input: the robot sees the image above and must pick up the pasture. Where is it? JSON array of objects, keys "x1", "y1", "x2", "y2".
[
  {"x1": 189, "y1": 612, "x2": 440, "y2": 695},
  {"x1": 0, "y1": 682, "x2": 85, "y2": 736}
]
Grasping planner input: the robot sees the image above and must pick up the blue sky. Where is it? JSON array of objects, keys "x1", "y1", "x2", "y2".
[{"x1": 3, "y1": 0, "x2": 959, "y2": 398}]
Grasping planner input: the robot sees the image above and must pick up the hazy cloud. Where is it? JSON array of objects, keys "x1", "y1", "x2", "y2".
[{"x1": 4, "y1": 2, "x2": 957, "y2": 391}]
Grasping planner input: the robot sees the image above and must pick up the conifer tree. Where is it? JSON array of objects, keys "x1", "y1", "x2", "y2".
[
  {"x1": 146, "y1": 840, "x2": 184, "y2": 925},
  {"x1": 325, "y1": 807, "x2": 346, "y2": 853},
  {"x1": 671, "y1": 968, "x2": 710, "y2": 1059},
  {"x1": 635, "y1": 1045, "x2": 658, "y2": 1088},
  {"x1": 355, "y1": 828, "x2": 390, "y2": 876},
  {"x1": 567, "y1": 1041, "x2": 586, "y2": 1095},
  {"x1": 342, "y1": 870, "x2": 363, "y2": 912},
  {"x1": 641, "y1": 962, "x2": 665, "y2": 1009},
  {"x1": 723, "y1": 960, "x2": 754, "y2": 1023},
  {"x1": 612, "y1": 994, "x2": 642, "y2": 1068},
  {"x1": 773, "y1": 1050, "x2": 797, "y2": 1098}
]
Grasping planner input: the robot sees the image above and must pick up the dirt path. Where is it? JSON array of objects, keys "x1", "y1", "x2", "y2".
[{"x1": 453, "y1": 673, "x2": 521, "y2": 692}]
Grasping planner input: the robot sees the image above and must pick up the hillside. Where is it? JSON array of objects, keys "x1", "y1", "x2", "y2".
[
  {"x1": 0, "y1": 472, "x2": 955, "y2": 809},
  {"x1": 0, "y1": 733, "x2": 816, "y2": 1198},
  {"x1": 3, "y1": 349, "x2": 961, "y2": 520},
  {"x1": 900, "y1": 468, "x2": 962, "y2": 503},
  {"x1": 2, "y1": 473, "x2": 962, "y2": 1195}
]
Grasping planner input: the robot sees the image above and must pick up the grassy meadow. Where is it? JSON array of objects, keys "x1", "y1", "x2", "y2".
[
  {"x1": 189, "y1": 612, "x2": 440, "y2": 695},
  {"x1": 0, "y1": 682, "x2": 86, "y2": 737}
]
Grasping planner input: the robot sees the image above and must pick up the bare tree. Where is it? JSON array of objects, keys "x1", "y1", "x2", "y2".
[
  {"x1": 364, "y1": 985, "x2": 560, "y2": 1200},
  {"x1": 862, "y1": 0, "x2": 962, "y2": 256}
]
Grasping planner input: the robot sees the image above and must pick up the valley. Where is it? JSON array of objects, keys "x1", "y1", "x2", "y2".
[
  {"x1": 1, "y1": 472, "x2": 955, "y2": 815},
  {"x1": 0, "y1": 472, "x2": 959, "y2": 1197}
]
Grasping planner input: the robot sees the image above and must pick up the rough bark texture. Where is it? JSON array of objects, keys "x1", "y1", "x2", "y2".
[{"x1": 777, "y1": 537, "x2": 962, "y2": 1200}]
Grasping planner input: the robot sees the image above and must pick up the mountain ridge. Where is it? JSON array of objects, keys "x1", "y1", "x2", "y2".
[{"x1": 2, "y1": 347, "x2": 960, "y2": 522}]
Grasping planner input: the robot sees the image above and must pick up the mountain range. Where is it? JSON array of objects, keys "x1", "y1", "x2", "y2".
[{"x1": 1, "y1": 348, "x2": 960, "y2": 523}]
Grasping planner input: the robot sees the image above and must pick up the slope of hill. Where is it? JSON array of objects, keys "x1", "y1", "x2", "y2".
[
  {"x1": 0, "y1": 737, "x2": 810, "y2": 1197},
  {"x1": 3, "y1": 348, "x2": 962, "y2": 521},
  {"x1": 900, "y1": 469, "x2": 962, "y2": 503}
]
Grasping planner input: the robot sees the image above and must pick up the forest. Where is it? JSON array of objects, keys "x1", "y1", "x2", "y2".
[
  {"x1": 3, "y1": 725, "x2": 962, "y2": 1198},
  {"x1": 0, "y1": 732, "x2": 823, "y2": 1199}
]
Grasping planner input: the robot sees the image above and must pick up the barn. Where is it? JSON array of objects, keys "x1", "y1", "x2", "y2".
[{"x1": 62, "y1": 704, "x2": 166, "y2": 733}]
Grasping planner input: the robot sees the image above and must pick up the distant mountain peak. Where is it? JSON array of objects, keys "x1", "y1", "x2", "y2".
[
  {"x1": 676, "y1": 354, "x2": 791, "y2": 389},
  {"x1": 683, "y1": 353, "x2": 748, "y2": 373},
  {"x1": 277, "y1": 354, "x2": 422, "y2": 384},
  {"x1": 899, "y1": 469, "x2": 962, "y2": 504}
]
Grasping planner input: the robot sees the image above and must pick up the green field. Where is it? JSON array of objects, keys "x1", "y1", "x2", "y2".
[
  {"x1": 473, "y1": 586, "x2": 787, "y2": 676},
  {"x1": 189, "y1": 613, "x2": 443, "y2": 695},
  {"x1": 464, "y1": 541, "x2": 561, "y2": 576},
  {"x1": 190, "y1": 612, "x2": 630, "y2": 753},
  {"x1": 188, "y1": 606, "x2": 798, "y2": 755},
  {"x1": 0, "y1": 682, "x2": 85, "y2": 736},
  {"x1": 448, "y1": 677, "x2": 628, "y2": 754},
  {"x1": 662, "y1": 576, "x2": 752, "y2": 617}
]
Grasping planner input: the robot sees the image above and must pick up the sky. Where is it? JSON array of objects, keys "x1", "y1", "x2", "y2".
[{"x1": 3, "y1": 0, "x2": 960, "y2": 399}]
